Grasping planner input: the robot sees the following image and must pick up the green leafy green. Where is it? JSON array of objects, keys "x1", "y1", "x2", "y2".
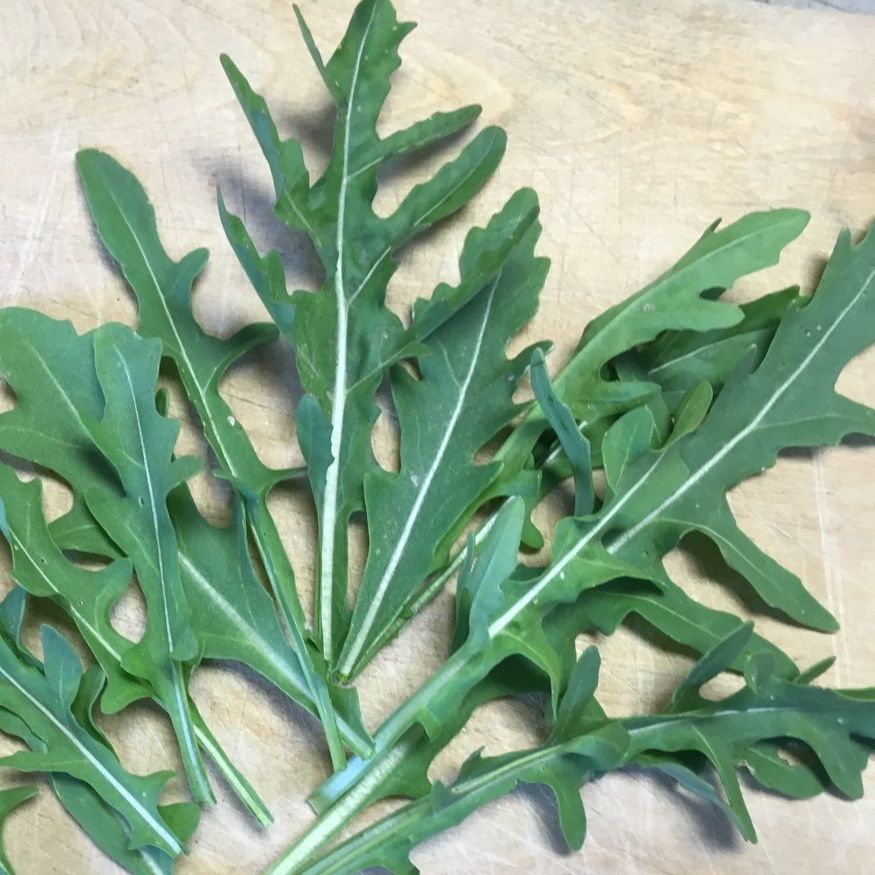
[
  {"x1": 3, "y1": 0, "x2": 875, "y2": 870},
  {"x1": 276, "y1": 216, "x2": 875, "y2": 858},
  {"x1": 0, "y1": 639, "x2": 194, "y2": 875},
  {"x1": 0, "y1": 311, "x2": 370, "y2": 802},
  {"x1": 497, "y1": 212, "x2": 809, "y2": 471},
  {"x1": 343, "y1": 231, "x2": 809, "y2": 672},
  {"x1": 75, "y1": 147, "x2": 348, "y2": 769},
  {"x1": 0, "y1": 463, "x2": 274, "y2": 826},
  {"x1": 220, "y1": 0, "x2": 508, "y2": 667},
  {"x1": 0, "y1": 590, "x2": 187, "y2": 859},
  {"x1": 0, "y1": 313, "x2": 212, "y2": 800},
  {"x1": 278, "y1": 631, "x2": 875, "y2": 874},
  {"x1": 0, "y1": 786, "x2": 35, "y2": 875},
  {"x1": 335, "y1": 190, "x2": 548, "y2": 678}
]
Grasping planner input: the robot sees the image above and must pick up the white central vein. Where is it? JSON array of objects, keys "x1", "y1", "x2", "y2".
[
  {"x1": 118, "y1": 356, "x2": 197, "y2": 768},
  {"x1": 489, "y1": 267, "x2": 875, "y2": 638},
  {"x1": 0, "y1": 660, "x2": 181, "y2": 854},
  {"x1": 9, "y1": 531, "x2": 122, "y2": 662},
  {"x1": 106, "y1": 187, "x2": 237, "y2": 478},
  {"x1": 268, "y1": 740, "x2": 411, "y2": 875},
  {"x1": 648, "y1": 333, "x2": 750, "y2": 376},
  {"x1": 19, "y1": 336, "x2": 92, "y2": 436},
  {"x1": 178, "y1": 553, "x2": 359, "y2": 744},
  {"x1": 318, "y1": 3, "x2": 378, "y2": 659},
  {"x1": 341, "y1": 275, "x2": 501, "y2": 672},
  {"x1": 118, "y1": 355, "x2": 174, "y2": 649},
  {"x1": 179, "y1": 554, "x2": 299, "y2": 692}
]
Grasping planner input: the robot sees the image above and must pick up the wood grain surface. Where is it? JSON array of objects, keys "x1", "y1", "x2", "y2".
[{"x1": 1, "y1": 0, "x2": 875, "y2": 872}]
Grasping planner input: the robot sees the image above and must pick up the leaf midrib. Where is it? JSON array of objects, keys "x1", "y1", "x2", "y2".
[
  {"x1": 318, "y1": 0, "x2": 379, "y2": 660},
  {"x1": 339, "y1": 273, "x2": 502, "y2": 674},
  {"x1": 101, "y1": 184, "x2": 239, "y2": 480},
  {"x1": 0, "y1": 659, "x2": 181, "y2": 854},
  {"x1": 488, "y1": 266, "x2": 875, "y2": 638}
]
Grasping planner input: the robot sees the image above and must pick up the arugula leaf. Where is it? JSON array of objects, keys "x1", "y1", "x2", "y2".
[
  {"x1": 0, "y1": 661, "x2": 191, "y2": 875},
  {"x1": 530, "y1": 348, "x2": 595, "y2": 517},
  {"x1": 12, "y1": 670, "x2": 198, "y2": 875},
  {"x1": 167, "y1": 487, "x2": 371, "y2": 757},
  {"x1": 373, "y1": 280, "x2": 803, "y2": 657},
  {"x1": 497, "y1": 211, "x2": 809, "y2": 471},
  {"x1": 335, "y1": 190, "x2": 548, "y2": 678},
  {"x1": 50, "y1": 480, "x2": 372, "y2": 761},
  {"x1": 278, "y1": 632, "x2": 875, "y2": 874},
  {"x1": 0, "y1": 311, "x2": 371, "y2": 787},
  {"x1": 220, "y1": 0, "x2": 508, "y2": 664},
  {"x1": 0, "y1": 464, "x2": 144, "y2": 707},
  {"x1": 0, "y1": 313, "x2": 213, "y2": 801},
  {"x1": 50, "y1": 776, "x2": 179, "y2": 875},
  {"x1": 0, "y1": 786, "x2": 34, "y2": 875},
  {"x1": 0, "y1": 464, "x2": 275, "y2": 827},
  {"x1": 342, "y1": 226, "x2": 808, "y2": 672},
  {"x1": 280, "y1": 217, "x2": 875, "y2": 847},
  {"x1": 75, "y1": 148, "x2": 348, "y2": 769},
  {"x1": 0, "y1": 591, "x2": 185, "y2": 858},
  {"x1": 640, "y1": 286, "x2": 800, "y2": 410},
  {"x1": 81, "y1": 326, "x2": 214, "y2": 803}
]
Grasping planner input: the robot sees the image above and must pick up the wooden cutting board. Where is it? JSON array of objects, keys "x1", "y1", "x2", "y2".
[{"x1": 1, "y1": 0, "x2": 874, "y2": 871}]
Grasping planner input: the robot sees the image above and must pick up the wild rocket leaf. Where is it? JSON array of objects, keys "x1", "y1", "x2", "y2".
[
  {"x1": 335, "y1": 190, "x2": 548, "y2": 678},
  {"x1": 0, "y1": 594, "x2": 186, "y2": 858},
  {"x1": 0, "y1": 312, "x2": 211, "y2": 802},
  {"x1": 623, "y1": 625, "x2": 875, "y2": 841},
  {"x1": 283, "y1": 731, "x2": 627, "y2": 875},
  {"x1": 0, "y1": 464, "x2": 274, "y2": 826},
  {"x1": 497, "y1": 210, "x2": 809, "y2": 472},
  {"x1": 0, "y1": 673, "x2": 197, "y2": 875},
  {"x1": 424, "y1": 281, "x2": 799, "y2": 575},
  {"x1": 48, "y1": 481, "x2": 373, "y2": 762},
  {"x1": 49, "y1": 776, "x2": 179, "y2": 875},
  {"x1": 81, "y1": 325, "x2": 213, "y2": 802},
  {"x1": 294, "y1": 217, "x2": 875, "y2": 828},
  {"x1": 639, "y1": 286, "x2": 801, "y2": 410},
  {"x1": 0, "y1": 786, "x2": 35, "y2": 875},
  {"x1": 354, "y1": 218, "x2": 811, "y2": 670},
  {"x1": 276, "y1": 636, "x2": 875, "y2": 875},
  {"x1": 76, "y1": 147, "x2": 349, "y2": 768},
  {"x1": 167, "y1": 487, "x2": 372, "y2": 758},
  {"x1": 0, "y1": 309, "x2": 370, "y2": 777},
  {"x1": 462, "y1": 220, "x2": 875, "y2": 676},
  {"x1": 221, "y1": 0, "x2": 509, "y2": 663}
]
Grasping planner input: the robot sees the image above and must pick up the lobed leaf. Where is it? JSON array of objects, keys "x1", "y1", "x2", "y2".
[
  {"x1": 222, "y1": 0, "x2": 508, "y2": 664},
  {"x1": 0, "y1": 594, "x2": 185, "y2": 858},
  {"x1": 279, "y1": 636, "x2": 875, "y2": 874},
  {"x1": 336, "y1": 190, "x2": 548, "y2": 677},
  {"x1": 293, "y1": 217, "x2": 875, "y2": 837},
  {"x1": 0, "y1": 786, "x2": 35, "y2": 875},
  {"x1": 76, "y1": 146, "x2": 354, "y2": 768}
]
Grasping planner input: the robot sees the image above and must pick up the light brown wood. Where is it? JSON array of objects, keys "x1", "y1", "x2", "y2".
[{"x1": 1, "y1": 0, "x2": 874, "y2": 872}]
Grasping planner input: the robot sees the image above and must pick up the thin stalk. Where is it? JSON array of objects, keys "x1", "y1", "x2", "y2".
[
  {"x1": 271, "y1": 644, "x2": 491, "y2": 873},
  {"x1": 268, "y1": 720, "x2": 684, "y2": 874},
  {"x1": 165, "y1": 663, "x2": 214, "y2": 806},
  {"x1": 189, "y1": 701, "x2": 272, "y2": 828},
  {"x1": 246, "y1": 497, "x2": 346, "y2": 769}
]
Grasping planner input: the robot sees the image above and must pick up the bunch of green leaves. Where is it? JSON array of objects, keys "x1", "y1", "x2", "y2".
[
  {"x1": 275, "y1": 203, "x2": 875, "y2": 868},
  {"x1": 0, "y1": 0, "x2": 873, "y2": 872},
  {"x1": 0, "y1": 588, "x2": 197, "y2": 874},
  {"x1": 281, "y1": 626, "x2": 875, "y2": 874}
]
